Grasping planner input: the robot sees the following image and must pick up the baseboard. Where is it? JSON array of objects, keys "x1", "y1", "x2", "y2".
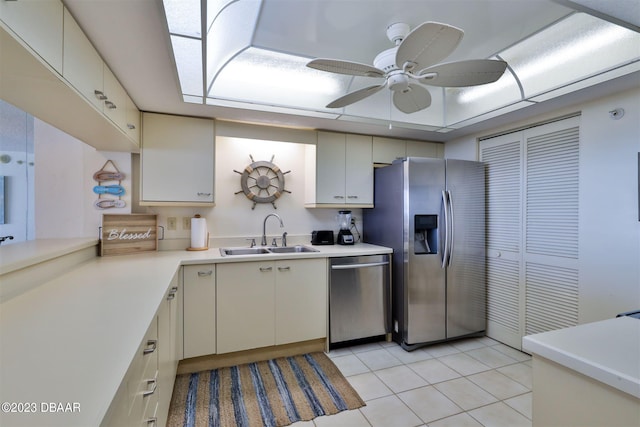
[{"x1": 176, "y1": 338, "x2": 327, "y2": 374}]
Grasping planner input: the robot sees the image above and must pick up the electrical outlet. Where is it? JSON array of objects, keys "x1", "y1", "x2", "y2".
[
  {"x1": 183, "y1": 217, "x2": 191, "y2": 230},
  {"x1": 167, "y1": 217, "x2": 177, "y2": 230}
]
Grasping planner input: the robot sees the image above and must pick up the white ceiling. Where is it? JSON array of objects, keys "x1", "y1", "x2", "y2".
[{"x1": 62, "y1": 0, "x2": 640, "y2": 142}]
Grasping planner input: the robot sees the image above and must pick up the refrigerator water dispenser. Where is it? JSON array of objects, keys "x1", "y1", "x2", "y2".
[{"x1": 414, "y1": 215, "x2": 438, "y2": 254}]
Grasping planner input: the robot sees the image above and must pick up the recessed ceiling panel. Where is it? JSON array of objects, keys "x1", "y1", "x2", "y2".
[{"x1": 501, "y1": 13, "x2": 640, "y2": 99}]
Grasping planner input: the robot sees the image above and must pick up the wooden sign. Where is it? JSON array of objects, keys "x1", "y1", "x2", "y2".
[{"x1": 101, "y1": 214, "x2": 158, "y2": 256}]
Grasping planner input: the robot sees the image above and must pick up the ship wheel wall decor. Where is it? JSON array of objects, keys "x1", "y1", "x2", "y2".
[{"x1": 234, "y1": 155, "x2": 291, "y2": 209}]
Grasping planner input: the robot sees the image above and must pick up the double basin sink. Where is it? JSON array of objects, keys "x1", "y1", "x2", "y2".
[{"x1": 220, "y1": 245, "x2": 319, "y2": 256}]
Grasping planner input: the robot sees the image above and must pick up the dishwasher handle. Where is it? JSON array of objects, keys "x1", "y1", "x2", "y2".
[{"x1": 331, "y1": 261, "x2": 389, "y2": 270}]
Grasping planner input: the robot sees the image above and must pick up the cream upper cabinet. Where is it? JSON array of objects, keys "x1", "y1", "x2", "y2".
[
  {"x1": 216, "y1": 261, "x2": 276, "y2": 354},
  {"x1": 373, "y1": 138, "x2": 443, "y2": 164},
  {"x1": 102, "y1": 65, "x2": 127, "y2": 131},
  {"x1": 63, "y1": 7, "x2": 104, "y2": 111},
  {"x1": 0, "y1": 0, "x2": 63, "y2": 74},
  {"x1": 140, "y1": 113, "x2": 215, "y2": 206},
  {"x1": 62, "y1": 7, "x2": 139, "y2": 139},
  {"x1": 345, "y1": 134, "x2": 373, "y2": 205},
  {"x1": 306, "y1": 131, "x2": 373, "y2": 207},
  {"x1": 124, "y1": 94, "x2": 140, "y2": 144},
  {"x1": 275, "y1": 259, "x2": 327, "y2": 345},
  {"x1": 182, "y1": 265, "x2": 216, "y2": 359},
  {"x1": 372, "y1": 136, "x2": 406, "y2": 164},
  {"x1": 406, "y1": 140, "x2": 443, "y2": 158}
]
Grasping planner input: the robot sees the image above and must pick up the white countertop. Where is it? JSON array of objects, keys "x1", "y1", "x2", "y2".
[
  {"x1": 0, "y1": 243, "x2": 391, "y2": 426},
  {"x1": 0, "y1": 238, "x2": 98, "y2": 275},
  {"x1": 522, "y1": 316, "x2": 640, "y2": 399}
]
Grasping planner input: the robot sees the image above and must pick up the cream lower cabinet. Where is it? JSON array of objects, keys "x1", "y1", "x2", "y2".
[
  {"x1": 217, "y1": 258, "x2": 327, "y2": 354},
  {"x1": 183, "y1": 264, "x2": 216, "y2": 358},
  {"x1": 275, "y1": 259, "x2": 327, "y2": 345},
  {"x1": 157, "y1": 276, "x2": 180, "y2": 427},
  {"x1": 101, "y1": 283, "x2": 179, "y2": 427},
  {"x1": 101, "y1": 316, "x2": 158, "y2": 427},
  {"x1": 217, "y1": 261, "x2": 276, "y2": 354}
]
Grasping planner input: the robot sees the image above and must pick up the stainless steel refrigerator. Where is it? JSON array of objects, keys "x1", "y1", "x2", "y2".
[{"x1": 363, "y1": 157, "x2": 485, "y2": 350}]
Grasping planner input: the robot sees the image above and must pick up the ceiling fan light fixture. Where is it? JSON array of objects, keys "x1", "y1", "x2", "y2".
[
  {"x1": 388, "y1": 71, "x2": 409, "y2": 91},
  {"x1": 386, "y1": 22, "x2": 411, "y2": 44}
]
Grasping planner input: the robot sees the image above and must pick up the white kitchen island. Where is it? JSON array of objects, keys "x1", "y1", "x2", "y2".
[{"x1": 522, "y1": 316, "x2": 640, "y2": 427}]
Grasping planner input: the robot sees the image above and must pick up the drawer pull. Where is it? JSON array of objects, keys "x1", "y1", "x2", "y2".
[
  {"x1": 145, "y1": 417, "x2": 157, "y2": 427},
  {"x1": 143, "y1": 340, "x2": 157, "y2": 355},
  {"x1": 347, "y1": 195, "x2": 359, "y2": 199},
  {"x1": 197, "y1": 192, "x2": 212, "y2": 196},
  {"x1": 197, "y1": 270, "x2": 213, "y2": 277},
  {"x1": 143, "y1": 378, "x2": 157, "y2": 397},
  {"x1": 277, "y1": 266, "x2": 290, "y2": 272},
  {"x1": 126, "y1": 123, "x2": 136, "y2": 130},
  {"x1": 105, "y1": 100, "x2": 117, "y2": 109},
  {"x1": 333, "y1": 195, "x2": 345, "y2": 199},
  {"x1": 259, "y1": 267, "x2": 272, "y2": 272}
]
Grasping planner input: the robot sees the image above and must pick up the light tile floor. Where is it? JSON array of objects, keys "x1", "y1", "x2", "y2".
[{"x1": 295, "y1": 336, "x2": 532, "y2": 427}]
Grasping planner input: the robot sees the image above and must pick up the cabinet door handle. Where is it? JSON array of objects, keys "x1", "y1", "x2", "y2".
[
  {"x1": 197, "y1": 192, "x2": 212, "y2": 196},
  {"x1": 143, "y1": 339, "x2": 157, "y2": 355},
  {"x1": 104, "y1": 100, "x2": 117, "y2": 109},
  {"x1": 198, "y1": 270, "x2": 213, "y2": 277},
  {"x1": 333, "y1": 195, "x2": 344, "y2": 199},
  {"x1": 94, "y1": 90, "x2": 107, "y2": 100},
  {"x1": 277, "y1": 266, "x2": 290, "y2": 272},
  {"x1": 259, "y1": 267, "x2": 272, "y2": 272},
  {"x1": 142, "y1": 378, "x2": 157, "y2": 397},
  {"x1": 347, "y1": 195, "x2": 358, "y2": 199},
  {"x1": 126, "y1": 123, "x2": 136, "y2": 130},
  {"x1": 145, "y1": 417, "x2": 157, "y2": 427}
]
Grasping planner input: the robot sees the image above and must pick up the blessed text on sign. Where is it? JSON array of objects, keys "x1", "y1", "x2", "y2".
[{"x1": 101, "y1": 214, "x2": 158, "y2": 256}]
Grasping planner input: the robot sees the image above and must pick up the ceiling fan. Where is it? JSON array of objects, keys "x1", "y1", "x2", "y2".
[{"x1": 307, "y1": 22, "x2": 508, "y2": 114}]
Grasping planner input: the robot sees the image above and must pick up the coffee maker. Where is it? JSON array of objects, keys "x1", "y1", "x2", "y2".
[{"x1": 336, "y1": 210, "x2": 354, "y2": 245}]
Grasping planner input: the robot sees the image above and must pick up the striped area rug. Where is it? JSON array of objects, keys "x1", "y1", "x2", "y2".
[{"x1": 167, "y1": 352, "x2": 365, "y2": 427}]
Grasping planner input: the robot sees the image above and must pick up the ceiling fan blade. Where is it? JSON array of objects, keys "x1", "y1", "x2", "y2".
[
  {"x1": 418, "y1": 59, "x2": 508, "y2": 87},
  {"x1": 326, "y1": 84, "x2": 386, "y2": 108},
  {"x1": 393, "y1": 83, "x2": 431, "y2": 114},
  {"x1": 396, "y1": 22, "x2": 464, "y2": 71},
  {"x1": 307, "y1": 58, "x2": 385, "y2": 77}
]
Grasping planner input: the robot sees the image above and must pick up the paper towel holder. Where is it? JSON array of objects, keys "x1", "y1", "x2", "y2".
[{"x1": 186, "y1": 214, "x2": 210, "y2": 251}]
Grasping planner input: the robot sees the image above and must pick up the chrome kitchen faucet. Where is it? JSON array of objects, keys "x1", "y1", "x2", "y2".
[{"x1": 261, "y1": 213, "x2": 284, "y2": 246}]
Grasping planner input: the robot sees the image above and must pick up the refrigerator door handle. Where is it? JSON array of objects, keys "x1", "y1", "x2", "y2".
[
  {"x1": 441, "y1": 190, "x2": 450, "y2": 268},
  {"x1": 447, "y1": 190, "x2": 454, "y2": 267}
]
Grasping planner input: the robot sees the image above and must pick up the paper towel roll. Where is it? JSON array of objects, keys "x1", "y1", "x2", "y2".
[{"x1": 190, "y1": 216, "x2": 208, "y2": 249}]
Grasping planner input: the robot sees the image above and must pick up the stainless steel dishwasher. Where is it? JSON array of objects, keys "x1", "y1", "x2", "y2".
[{"x1": 329, "y1": 254, "x2": 391, "y2": 345}]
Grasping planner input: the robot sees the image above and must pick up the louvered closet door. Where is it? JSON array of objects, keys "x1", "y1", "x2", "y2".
[
  {"x1": 480, "y1": 116, "x2": 581, "y2": 350},
  {"x1": 523, "y1": 117, "x2": 580, "y2": 335},
  {"x1": 480, "y1": 134, "x2": 524, "y2": 349}
]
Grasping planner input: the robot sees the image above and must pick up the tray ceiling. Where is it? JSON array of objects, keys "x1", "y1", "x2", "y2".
[{"x1": 63, "y1": 0, "x2": 640, "y2": 141}]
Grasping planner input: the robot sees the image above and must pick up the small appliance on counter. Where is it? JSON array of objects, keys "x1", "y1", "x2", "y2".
[
  {"x1": 311, "y1": 230, "x2": 334, "y2": 245},
  {"x1": 336, "y1": 210, "x2": 354, "y2": 245}
]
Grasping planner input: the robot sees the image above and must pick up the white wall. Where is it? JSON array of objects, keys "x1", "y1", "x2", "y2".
[
  {"x1": 446, "y1": 87, "x2": 640, "y2": 322},
  {"x1": 34, "y1": 119, "x2": 131, "y2": 239},
  {"x1": 578, "y1": 89, "x2": 640, "y2": 322}
]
